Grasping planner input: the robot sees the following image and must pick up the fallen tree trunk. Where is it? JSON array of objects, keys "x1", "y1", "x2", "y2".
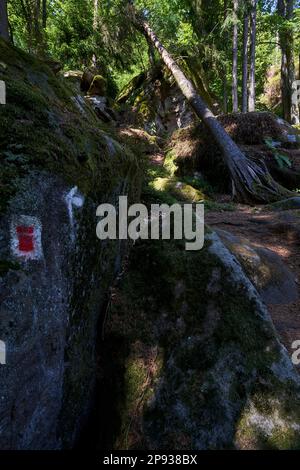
[{"x1": 128, "y1": 4, "x2": 293, "y2": 204}]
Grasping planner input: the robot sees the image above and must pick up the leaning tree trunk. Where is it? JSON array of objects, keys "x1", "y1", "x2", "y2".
[
  {"x1": 0, "y1": 0, "x2": 9, "y2": 41},
  {"x1": 128, "y1": 4, "x2": 293, "y2": 204}
]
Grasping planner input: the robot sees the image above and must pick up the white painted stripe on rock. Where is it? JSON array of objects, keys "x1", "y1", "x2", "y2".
[{"x1": 0, "y1": 81, "x2": 6, "y2": 105}]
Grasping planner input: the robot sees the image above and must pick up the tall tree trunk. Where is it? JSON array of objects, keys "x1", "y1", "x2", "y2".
[
  {"x1": 0, "y1": 0, "x2": 9, "y2": 41},
  {"x1": 8, "y1": 19, "x2": 14, "y2": 45},
  {"x1": 278, "y1": 0, "x2": 299, "y2": 124},
  {"x1": 34, "y1": 0, "x2": 41, "y2": 42},
  {"x1": 93, "y1": 0, "x2": 98, "y2": 30},
  {"x1": 42, "y1": 0, "x2": 47, "y2": 29},
  {"x1": 232, "y1": 0, "x2": 239, "y2": 112},
  {"x1": 129, "y1": 5, "x2": 292, "y2": 204},
  {"x1": 223, "y1": 0, "x2": 229, "y2": 113},
  {"x1": 242, "y1": 6, "x2": 249, "y2": 113},
  {"x1": 92, "y1": 0, "x2": 99, "y2": 68},
  {"x1": 20, "y1": 0, "x2": 33, "y2": 51},
  {"x1": 248, "y1": 0, "x2": 257, "y2": 112}
]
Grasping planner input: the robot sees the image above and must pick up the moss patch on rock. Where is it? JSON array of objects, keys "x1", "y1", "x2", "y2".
[
  {"x1": 150, "y1": 177, "x2": 206, "y2": 203},
  {"x1": 0, "y1": 39, "x2": 143, "y2": 215},
  {"x1": 88, "y1": 75, "x2": 107, "y2": 96}
]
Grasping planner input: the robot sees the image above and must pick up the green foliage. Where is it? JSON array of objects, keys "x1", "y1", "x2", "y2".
[
  {"x1": 265, "y1": 138, "x2": 292, "y2": 169},
  {"x1": 5, "y1": 0, "x2": 300, "y2": 107}
]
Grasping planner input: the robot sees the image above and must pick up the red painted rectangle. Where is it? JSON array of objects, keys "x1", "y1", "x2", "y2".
[
  {"x1": 16, "y1": 226, "x2": 34, "y2": 253},
  {"x1": 17, "y1": 226, "x2": 34, "y2": 235}
]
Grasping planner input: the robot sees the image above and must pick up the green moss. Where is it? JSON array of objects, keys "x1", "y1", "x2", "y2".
[
  {"x1": 125, "y1": 358, "x2": 148, "y2": 403},
  {"x1": 236, "y1": 396, "x2": 300, "y2": 450},
  {"x1": 266, "y1": 198, "x2": 300, "y2": 211},
  {"x1": 116, "y1": 72, "x2": 146, "y2": 104},
  {"x1": 0, "y1": 39, "x2": 143, "y2": 215},
  {"x1": 204, "y1": 200, "x2": 236, "y2": 212},
  {"x1": 164, "y1": 151, "x2": 178, "y2": 177},
  {"x1": 88, "y1": 75, "x2": 107, "y2": 96},
  {"x1": 150, "y1": 177, "x2": 206, "y2": 203},
  {"x1": 138, "y1": 99, "x2": 154, "y2": 120}
]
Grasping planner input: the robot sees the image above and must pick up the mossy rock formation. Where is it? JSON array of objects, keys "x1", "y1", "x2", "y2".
[
  {"x1": 0, "y1": 39, "x2": 142, "y2": 449},
  {"x1": 101, "y1": 233, "x2": 300, "y2": 450},
  {"x1": 116, "y1": 61, "x2": 216, "y2": 137}
]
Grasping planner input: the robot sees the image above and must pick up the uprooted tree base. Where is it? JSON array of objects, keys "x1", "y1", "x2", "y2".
[
  {"x1": 228, "y1": 155, "x2": 293, "y2": 204},
  {"x1": 166, "y1": 113, "x2": 300, "y2": 197}
]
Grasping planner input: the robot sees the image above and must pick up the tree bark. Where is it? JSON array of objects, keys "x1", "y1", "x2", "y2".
[
  {"x1": 248, "y1": 0, "x2": 257, "y2": 112},
  {"x1": 223, "y1": 0, "x2": 229, "y2": 113},
  {"x1": 42, "y1": 0, "x2": 47, "y2": 29},
  {"x1": 129, "y1": 5, "x2": 293, "y2": 204},
  {"x1": 34, "y1": 0, "x2": 41, "y2": 41},
  {"x1": 232, "y1": 0, "x2": 239, "y2": 112},
  {"x1": 93, "y1": 0, "x2": 98, "y2": 30},
  {"x1": 242, "y1": 6, "x2": 249, "y2": 113},
  {"x1": 0, "y1": 0, "x2": 9, "y2": 41},
  {"x1": 278, "y1": 0, "x2": 299, "y2": 124},
  {"x1": 19, "y1": 0, "x2": 32, "y2": 50}
]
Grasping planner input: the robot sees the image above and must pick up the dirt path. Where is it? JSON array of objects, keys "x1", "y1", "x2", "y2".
[{"x1": 206, "y1": 206, "x2": 300, "y2": 364}]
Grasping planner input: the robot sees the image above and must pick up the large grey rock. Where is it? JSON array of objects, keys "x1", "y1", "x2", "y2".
[
  {"x1": 0, "y1": 39, "x2": 141, "y2": 449},
  {"x1": 0, "y1": 172, "x2": 125, "y2": 449},
  {"x1": 216, "y1": 229, "x2": 298, "y2": 305},
  {"x1": 270, "y1": 197, "x2": 300, "y2": 210},
  {"x1": 105, "y1": 233, "x2": 300, "y2": 450}
]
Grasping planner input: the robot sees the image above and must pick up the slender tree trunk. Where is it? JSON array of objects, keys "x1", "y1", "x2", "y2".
[
  {"x1": 92, "y1": 0, "x2": 100, "y2": 67},
  {"x1": 242, "y1": 7, "x2": 249, "y2": 112},
  {"x1": 20, "y1": 0, "x2": 33, "y2": 50},
  {"x1": 248, "y1": 0, "x2": 257, "y2": 112},
  {"x1": 223, "y1": 0, "x2": 229, "y2": 113},
  {"x1": 287, "y1": 0, "x2": 299, "y2": 124},
  {"x1": 129, "y1": 5, "x2": 293, "y2": 204},
  {"x1": 93, "y1": 0, "x2": 98, "y2": 30},
  {"x1": 0, "y1": 0, "x2": 9, "y2": 41},
  {"x1": 34, "y1": 0, "x2": 41, "y2": 41},
  {"x1": 8, "y1": 20, "x2": 14, "y2": 45},
  {"x1": 278, "y1": 0, "x2": 299, "y2": 124},
  {"x1": 42, "y1": 0, "x2": 47, "y2": 29},
  {"x1": 232, "y1": 0, "x2": 239, "y2": 112}
]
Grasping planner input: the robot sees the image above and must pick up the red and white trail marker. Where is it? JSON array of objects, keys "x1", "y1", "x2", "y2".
[{"x1": 10, "y1": 216, "x2": 43, "y2": 260}]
